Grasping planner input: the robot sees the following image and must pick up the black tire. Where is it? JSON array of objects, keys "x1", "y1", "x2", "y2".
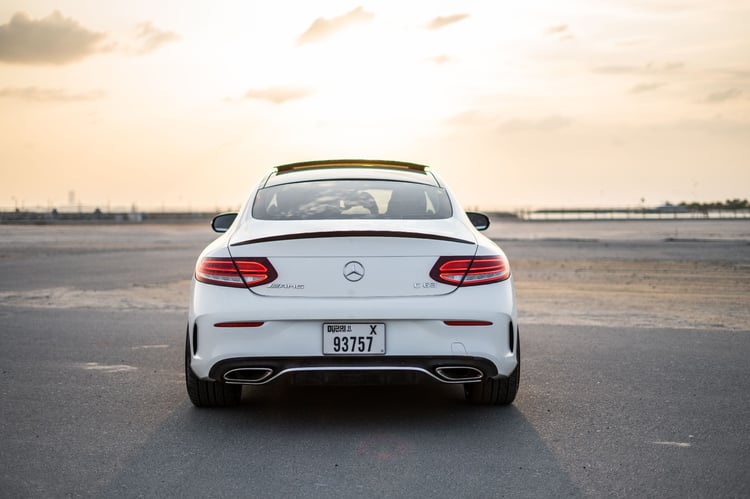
[
  {"x1": 185, "y1": 332, "x2": 241, "y2": 407},
  {"x1": 465, "y1": 337, "x2": 520, "y2": 406}
]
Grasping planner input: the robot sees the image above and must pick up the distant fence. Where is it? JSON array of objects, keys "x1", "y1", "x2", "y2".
[
  {"x1": 518, "y1": 208, "x2": 750, "y2": 221},
  {"x1": 3, "y1": 207, "x2": 749, "y2": 224},
  {"x1": 0, "y1": 209, "x2": 222, "y2": 225}
]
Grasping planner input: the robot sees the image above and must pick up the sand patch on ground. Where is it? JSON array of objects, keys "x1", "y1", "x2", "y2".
[
  {"x1": 0, "y1": 280, "x2": 190, "y2": 311},
  {"x1": 514, "y1": 259, "x2": 750, "y2": 330},
  {"x1": 1, "y1": 252, "x2": 748, "y2": 331}
]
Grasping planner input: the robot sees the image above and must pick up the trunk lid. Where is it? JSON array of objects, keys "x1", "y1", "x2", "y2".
[{"x1": 228, "y1": 219, "x2": 477, "y2": 298}]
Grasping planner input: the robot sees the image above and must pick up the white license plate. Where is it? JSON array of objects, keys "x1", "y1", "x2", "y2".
[{"x1": 323, "y1": 323, "x2": 385, "y2": 355}]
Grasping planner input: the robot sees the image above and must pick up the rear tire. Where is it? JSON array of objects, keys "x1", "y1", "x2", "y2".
[
  {"x1": 185, "y1": 332, "x2": 241, "y2": 407},
  {"x1": 465, "y1": 338, "x2": 520, "y2": 406}
]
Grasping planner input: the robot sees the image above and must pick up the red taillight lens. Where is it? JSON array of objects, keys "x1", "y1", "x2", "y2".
[
  {"x1": 234, "y1": 258, "x2": 278, "y2": 286},
  {"x1": 214, "y1": 321, "x2": 265, "y2": 328},
  {"x1": 443, "y1": 320, "x2": 493, "y2": 326},
  {"x1": 430, "y1": 255, "x2": 510, "y2": 286},
  {"x1": 196, "y1": 257, "x2": 277, "y2": 288}
]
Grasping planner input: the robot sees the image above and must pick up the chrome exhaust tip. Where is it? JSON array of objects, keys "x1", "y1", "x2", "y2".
[
  {"x1": 223, "y1": 367, "x2": 274, "y2": 384},
  {"x1": 435, "y1": 366, "x2": 484, "y2": 382}
]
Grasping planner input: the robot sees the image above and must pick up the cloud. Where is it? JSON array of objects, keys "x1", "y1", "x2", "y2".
[
  {"x1": 661, "y1": 62, "x2": 685, "y2": 71},
  {"x1": 593, "y1": 62, "x2": 685, "y2": 75},
  {"x1": 242, "y1": 87, "x2": 312, "y2": 104},
  {"x1": 614, "y1": 37, "x2": 653, "y2": 47},
  {"x1": 430, "y1": 54, "x2": 452, "y2": 65},
  {"x1": 544, "y1": 23, "x2": 574, "y2": 41},
  {"x1": 629, "y1": 82, "x2": 665, "y2": 94},
  {"x1": 297, "y1": 7, "x2": 374, "y2": 45},
  {"x1": 445, "y1": 111, "x2": 573, "y2": 132},
  {"x1": 497, "y1": 115, "x2": 572, "y2": 133},
  {"x1": 133, "y1": 22, "x2": 180, "y2": 54},
  {"x1": 0, "y1": 86, "x2": 106, "y2": 102},
  {"x1": 625, "y1": 1, "x2": 697, "y2": 14},
  {"x1": 705, "y1": 88, "x2": 743, "y2": 103},
  {"x1": 719, "y1": 68, "x2": 750, "y2": 81},
  {"x1": 0, "y1": 11, "x2": 109, "y2": 64},
  {"x1": 426, "y1": 14, "x2": 470, "y2": 30},
  {"x1": 664, "y1": 117, "x2": 750, "y2": 135},
  {"x1": 593, "y1": 65, "x2": 639, "y2": 75},
  {"x1": 545, "y1": 24, "x2": 568, "y2": 35}
]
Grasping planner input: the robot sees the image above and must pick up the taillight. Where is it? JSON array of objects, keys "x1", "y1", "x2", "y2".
[
  {"x1": 430, "y1": 255, "x2": 510, "y2": 286},
  {"x1": 195, "y1": 257, "x2": 277, "y2": 288}
]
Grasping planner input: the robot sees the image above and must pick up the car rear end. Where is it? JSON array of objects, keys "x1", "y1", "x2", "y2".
[{"x1": 186, "y1": 161, "x2": 519, "y2": 406}]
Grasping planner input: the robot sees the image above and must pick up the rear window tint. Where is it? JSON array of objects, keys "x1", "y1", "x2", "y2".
[{"x1": 252, "y1": 180, "x2": 452, "y2": 220}]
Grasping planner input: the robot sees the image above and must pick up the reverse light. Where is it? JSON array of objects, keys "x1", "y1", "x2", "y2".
[
  {"x1": 430, "y1": 255, "x2": 510, "y2": 286},
  {"x1": 196, "y1": 257, "x2": 278, "y2": 288}
]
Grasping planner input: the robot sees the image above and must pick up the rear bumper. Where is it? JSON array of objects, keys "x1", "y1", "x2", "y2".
[
  {"x1": 209, "y1": 355, "x2": 500, "y2": 385},
  {"x1": 188, "y1": 279, "x2": 518, "y2": 382}
]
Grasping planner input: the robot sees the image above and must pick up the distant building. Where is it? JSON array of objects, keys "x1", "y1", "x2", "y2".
[{"x1": 655, "y1": 203, "x2": 689, "y2": 213}]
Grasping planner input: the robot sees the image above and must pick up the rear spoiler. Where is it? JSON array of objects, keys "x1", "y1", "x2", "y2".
[{"x1": 231, "y1": 230, "x2": 473, "y2": 247}]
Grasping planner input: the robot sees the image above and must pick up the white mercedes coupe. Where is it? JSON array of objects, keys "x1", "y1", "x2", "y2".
[{"x1": 186, "y1": 160, "x2": 519, "y2": 406}]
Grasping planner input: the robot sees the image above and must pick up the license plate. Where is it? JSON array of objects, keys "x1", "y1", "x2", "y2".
[{"x1": 323, "y1": 323, "x2": 385, "y2": 355}]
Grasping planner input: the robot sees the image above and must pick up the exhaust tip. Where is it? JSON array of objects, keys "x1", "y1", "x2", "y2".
[
  {"x1": 435, "y1": 366, "x2": 483, "y2": 382},
  {"x1": 224, "y1": 367, "x2": 274, "y2": 384}
]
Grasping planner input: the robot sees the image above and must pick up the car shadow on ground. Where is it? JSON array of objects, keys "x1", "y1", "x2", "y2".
[{"x1": 102, "y1": 382, "x2": 581, "y2": 498}]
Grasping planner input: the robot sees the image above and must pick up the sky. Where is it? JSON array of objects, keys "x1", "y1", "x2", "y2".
[{"x1": 0, "y1": 0, "x2": 748, "y2": 211}]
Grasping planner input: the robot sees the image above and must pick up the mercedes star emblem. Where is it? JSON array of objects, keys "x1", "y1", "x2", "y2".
[{"x1": 343, "y1": 261, "x2": 365, "y2": 282}]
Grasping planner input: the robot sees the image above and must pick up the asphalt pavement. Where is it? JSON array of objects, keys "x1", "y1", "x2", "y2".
[{"x1": 0, "y1": 224, "x2": 748, "y2": 498}]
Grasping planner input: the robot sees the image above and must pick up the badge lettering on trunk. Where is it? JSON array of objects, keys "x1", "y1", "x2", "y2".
[
  {"x1": 414, "y1": 282, "x2": 436, "y2": 288},
  {"x1": 269, "y1": 283, "x2": 305, "y2": 289}
]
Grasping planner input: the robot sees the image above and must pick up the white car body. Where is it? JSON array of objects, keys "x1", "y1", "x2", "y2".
[{"x1": 186, "y1": 160, "x2": 519, "y2": 406}]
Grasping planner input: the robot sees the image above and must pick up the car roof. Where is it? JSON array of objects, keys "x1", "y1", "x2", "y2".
[{"x1": 262, "y1": 159, "x2": 441, "y2": 188}]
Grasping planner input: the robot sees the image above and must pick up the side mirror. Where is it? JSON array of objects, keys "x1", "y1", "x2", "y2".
[
  {"x1": 211, "y1": 212, "x2": 238, "y2": 233},
  {"x1": 466, "y1": 212, "x2": 490, "y2": 231}
]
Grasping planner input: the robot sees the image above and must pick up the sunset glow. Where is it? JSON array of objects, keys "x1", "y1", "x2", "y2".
[{"x1": 1, "y1": 1, "x2": 748, "y2": 211}]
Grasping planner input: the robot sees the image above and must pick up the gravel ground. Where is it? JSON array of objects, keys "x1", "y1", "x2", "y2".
[{"x1": 2, "y1": 220, "x2": 748, "y2": 331}]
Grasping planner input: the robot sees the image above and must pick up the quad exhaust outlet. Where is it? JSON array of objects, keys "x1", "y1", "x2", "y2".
[
  {"x1": 223, "y1": 367, "x2": 274, "y2": 384},
  {"x1": 435, "y1": 366, "x2": 484, "y2": 382}
]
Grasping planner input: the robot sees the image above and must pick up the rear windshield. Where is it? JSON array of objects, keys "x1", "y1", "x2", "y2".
[{"x1": 252, "y1": 180, "x2": 452, "y2": 220}]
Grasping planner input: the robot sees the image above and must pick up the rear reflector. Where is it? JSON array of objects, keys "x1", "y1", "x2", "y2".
[
  {"x1": 443, "y1": 320, "x2": 493, "y2": 326},
  {"x1": 196, "y1": 257, "x2": 278, "y2": 288},
  {"x1": 430, "y1": 255, "x2": 510, "y2": 286},
  {"x1": 215, "y1": 321, "x2": 265, "y2": 328}
]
